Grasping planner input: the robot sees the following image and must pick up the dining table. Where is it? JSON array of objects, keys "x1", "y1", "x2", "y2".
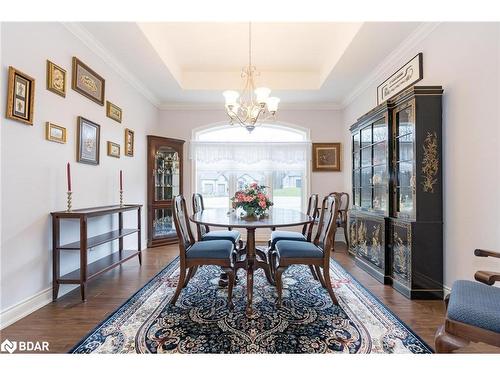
[{"x1": 189, "y1": 207, "x2": 314, "y2": 316}]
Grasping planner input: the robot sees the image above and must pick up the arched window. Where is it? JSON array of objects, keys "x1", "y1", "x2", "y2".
[{"x1": 191, "y1": 123, "x2": 310, "y2": 211}]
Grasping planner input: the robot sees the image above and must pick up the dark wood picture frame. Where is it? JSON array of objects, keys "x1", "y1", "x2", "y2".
[
  {"x1": 107, "y1": 141, "x2": 120, "y2": 158},
  {"x1": 46, "y1": 60, "x2": 66, "y2": 97},
  {"x1": 6, "y1": 66, "x2": 35, "y2": 125},
  {"x1": 377, "y1": 53, "x2": 423, "y2": 105},
  {"x1": 125, "y1": 128, "x2": 134, "y2": 157},
  {"x1": 72, "y1": 57, "x2": 105, "y2": 106},
  {"x1": 77, "y1": 116, "x2": 100, "y2": 165},
  {"x1": 106, "y1": 101, "x2": 122, "y2": 123},
  {"x1": 312, "y1": 143, "x2": 341, "y2": 172}
]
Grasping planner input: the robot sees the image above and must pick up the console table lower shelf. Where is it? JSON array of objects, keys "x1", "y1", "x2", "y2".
[{"x1": 51, "y1": 204, "x2": 143, "y2": 301}]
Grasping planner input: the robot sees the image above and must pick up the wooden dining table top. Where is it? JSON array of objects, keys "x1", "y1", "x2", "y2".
[{"x1": 189, "y1": 207, "x2": 313, "y2": 229}]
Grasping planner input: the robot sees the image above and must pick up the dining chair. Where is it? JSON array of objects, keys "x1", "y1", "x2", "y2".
[
  {"x1": 434, "y1": 249, "x2": 500, "y2": 352},
  {"x1": 170, "y1": 195, "x2": 236, "y2": 308},
  {"x1": 331, "y1": 192, "x2": 350, "y2": 248},
  {"x1": 192, "y1": 193, "x2": 243, "y2": 249},
  {"x1": 268, "y1": 193, "x2": 319, "y2": 250},
  {"x1": 270, "y1": 194, "x2": 341, "y2": 307}
]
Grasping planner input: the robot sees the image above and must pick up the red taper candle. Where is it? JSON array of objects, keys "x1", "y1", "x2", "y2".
[
  {"x1": 120, "y1": 170, "x2": 123, "y2": 191},
  {"x1": 67, "y1": 162, "x2": 72, "y2": 192}
]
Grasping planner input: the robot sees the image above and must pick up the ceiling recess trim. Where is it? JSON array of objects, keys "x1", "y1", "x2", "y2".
[
  {"x1": 158, "y1": 102, "x2": 343, "y2": 111},
  {"x1": 62, "y1": 22, "x2": 161, "y2": 108}
]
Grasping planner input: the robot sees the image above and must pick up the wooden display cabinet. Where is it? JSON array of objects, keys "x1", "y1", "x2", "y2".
[{"x1": 147, "y1": 136, "x2": 185, "y2": 247}]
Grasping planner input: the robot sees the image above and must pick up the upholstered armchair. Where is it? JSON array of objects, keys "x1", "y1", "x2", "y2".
[{"x1": 434, "y1": 249, "x2": 500, "y2": 352}]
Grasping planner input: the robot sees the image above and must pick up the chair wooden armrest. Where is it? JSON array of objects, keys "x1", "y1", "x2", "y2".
[
  {"x1": 474, "y1": 249, "x2": 500, "y2": 258},
  {"x1": 474, "y1": 270, "x2": 500, "y2": 285}
]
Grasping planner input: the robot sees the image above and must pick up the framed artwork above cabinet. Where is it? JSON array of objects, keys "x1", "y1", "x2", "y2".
[{"x1": 147, "y1": 135, "x2": 185, "y2": 247}]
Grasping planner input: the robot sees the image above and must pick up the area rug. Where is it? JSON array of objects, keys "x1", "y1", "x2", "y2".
[{"x1": 70, "y1": 255, "x2": 433, "y2": 354}]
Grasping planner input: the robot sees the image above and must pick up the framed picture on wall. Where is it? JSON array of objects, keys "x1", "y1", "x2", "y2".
[
  {"x1": 106, "y1": 101, "x2": 122, "y2": 123},
  {"x1": 6, "y1": 66, "x2": 35, "y2": 125},
  {"x1": 77, "y1": 116, "x2": 100, "y2": 165},
  {"x1": 124, "y1": 128, "x2": 134, "y2": 157},
  {"x1": 72, "y1": 57, "x2": 105, "y2": 105},
  {"x1": 312, "y1": 143, "x2": 341, "y2": 172},
  {"x1": 107, "y1": 141, "x2": 121, "y2": 158},
  {"x1": 377, "y1": 53, "x2": 423, "y2": 104},
  {"x1": 45, "y1": 122, "x2": 67, "y2": 144},
  {"x1": 46, "y1": 60, "x2": 66, "y2": 97}
]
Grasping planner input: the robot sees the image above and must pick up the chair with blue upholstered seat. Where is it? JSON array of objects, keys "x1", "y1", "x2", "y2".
[
  {"x1": 434, "y1": 249, "x2": 500, "y2": 352},
  {"x1": 268, "y1": 194, "x2": 318, "y2": 250},
  {"x1": 192, "y1": 193, "x2": 243, "y2": 249},
  {"x1": 170, "y1": 195, "x2": 236, "y2": 308},
  {"x1": 271, "y1": 194, "x2": 341, "y2": 307}
]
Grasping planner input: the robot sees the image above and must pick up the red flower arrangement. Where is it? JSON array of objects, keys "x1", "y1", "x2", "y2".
[{"x1": 231, "y1": 182, "x2": 273, "y2": 217}]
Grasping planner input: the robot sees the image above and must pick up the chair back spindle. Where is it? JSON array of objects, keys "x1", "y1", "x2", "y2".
[
  {"x1": 192, "y1": 193, "x2": 210, "y2": 239},
  {"x1": 314, "y1": 194, "x2": 340, "y2": 259},
  {"x1": 173, "y1": 195, "x2": 196, "y2": 261},
  {"x1": 304, "y1": 193, "x2": 319, "y2": 241}
]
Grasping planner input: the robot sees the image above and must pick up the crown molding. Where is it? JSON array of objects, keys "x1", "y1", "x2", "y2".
[
  {"x1": 62, "y1": 22, "x2": 161, "y2": 108},
  {"x1": 158, "y1": 102, "x2": 343, "y2": 111},
  {"x1": 341, "y1": 22, "x2": 441, "y2": 109}
]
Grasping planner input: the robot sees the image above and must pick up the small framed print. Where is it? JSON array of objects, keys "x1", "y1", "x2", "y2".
[
  {"x1": 106, "y1": 101, "x2": 122, "y2": 123},
  {"x1": 107, "y1": 141, "x2": 121, "y2": 158},
  {"x1": 6, "y1": 66, "x2": 35, "y2": 125},
  {"x1": 72, "y1": 57, "x2": 105, "y2": 106},
  {"x1": 77, "y1": 116, "x2": 101, "y2": 165},
  {"x1": 312, "y1": 143, "x2": 341, "y2": 172},
  {"x1": 46, "y1": 60, "x2": 66, "y2": 97},
  {"x1": 45, "y1": 122, "x2": 67, "y2": 144},
  {"x1": 124, "y1": 128, "x2": 134, "y2": 157}
]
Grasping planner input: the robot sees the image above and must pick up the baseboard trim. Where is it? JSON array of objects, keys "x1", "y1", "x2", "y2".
[
  {"x1": 0, "y1": 245, "x2": 149, "y2": 330},
  {"x1": 0, "y1": 287, "x2": 53, "y2": 330}
]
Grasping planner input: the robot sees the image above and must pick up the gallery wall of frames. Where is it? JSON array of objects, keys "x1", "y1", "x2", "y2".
[{"x1": 0, "y1": 22, "x2": 158, "y2": 320}]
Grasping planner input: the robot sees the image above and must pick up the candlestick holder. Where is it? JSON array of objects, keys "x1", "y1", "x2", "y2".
[
  {"x1": 120, "y1": 190, "x2": 124, "y2": 207},
  {"x1": 66, "y1": 191, "x2": 72, "y2": 212}
]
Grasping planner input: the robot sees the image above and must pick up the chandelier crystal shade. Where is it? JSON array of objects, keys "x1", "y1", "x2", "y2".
[{"x1": 223, "y1": 23, "x2": 280, "y2": 133}]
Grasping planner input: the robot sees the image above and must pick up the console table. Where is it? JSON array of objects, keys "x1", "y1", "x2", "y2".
[{"x1": 51, "y1": 204, "x2": 142, "y2": 301}]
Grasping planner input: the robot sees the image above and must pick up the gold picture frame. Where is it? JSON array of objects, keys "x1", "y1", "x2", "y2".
[
  {"x1": 107, "y1": 141, "x2": 121, "y2": 158},
  {"x1": 72, "y1": 57, "x2": 105, "y2": 106},
  {"x1": 46, "y1": 60, "x2": 66, "y2": 97},
  {"x1": 6, "y1": 66, "x2": 35, "y2": 125},
  {"x1": 312, "y1": 143, "x2": 341, "y2": 172},
  {"x1": 124, "y1": 128, "x2": 134, "y2": 157},
  {"x1": 106, "y1": 101, "x2": 122, "y2": 123},
  {"x1": 45, "y1": 122, "x2": 67, "y2": 144}
]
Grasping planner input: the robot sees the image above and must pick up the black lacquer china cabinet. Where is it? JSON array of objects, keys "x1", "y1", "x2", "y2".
[
  {"x1": 147, "y1": 135, "x2": 184, "y2": 247},
  {"x1": 349, "y1": 86, "x2": 444, "y2": 299}
]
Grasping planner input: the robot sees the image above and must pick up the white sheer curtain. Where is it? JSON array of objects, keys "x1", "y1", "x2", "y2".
[{"x1": 190, "y1": 141, "x2": 311, "y2": 171}]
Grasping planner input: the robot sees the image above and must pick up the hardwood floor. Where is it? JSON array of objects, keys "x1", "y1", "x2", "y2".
[{"x1": 1, "y1": 242, "x2": 498, "y2": 353}]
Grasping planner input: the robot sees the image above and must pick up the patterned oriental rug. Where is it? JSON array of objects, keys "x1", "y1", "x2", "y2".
[{"x1": 70, "y1": 255, "x2": 433, "y2": 354}]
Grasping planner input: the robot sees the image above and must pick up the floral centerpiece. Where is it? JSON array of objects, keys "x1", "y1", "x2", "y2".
[{"x1": 231, "y1": 183, "x2": 273, "y2": 218}]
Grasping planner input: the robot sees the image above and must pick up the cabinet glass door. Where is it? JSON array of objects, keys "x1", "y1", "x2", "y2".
[
  {"x1": 152, "y1": 208, "x2": 176, "y2": 239},
  {"x1": 154, "y1": 146, "x2": 180, "y2": 201},
  {"x1": 352, "y1": 133, "x2": 361, "y2": 207},
  {"x1": 394, "y1": 103, "x2": 416, "y2": 218}
]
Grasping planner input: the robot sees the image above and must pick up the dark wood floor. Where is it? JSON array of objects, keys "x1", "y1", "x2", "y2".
[{"x1": 1, "y1": 242, "x2": 498, "y2": 353}]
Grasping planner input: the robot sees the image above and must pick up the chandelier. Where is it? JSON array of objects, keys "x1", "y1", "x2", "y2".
[{"x1": 222, "y1": 23, "x2": 280, "y2": 133}]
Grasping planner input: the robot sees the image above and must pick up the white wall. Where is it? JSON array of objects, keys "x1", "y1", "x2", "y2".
[
  {"x1": 0, "y1": 23, "x2": 158, "y2": 322},
  {"x1": 341, "y1": 22, "x2": 500, "y2": 289},
  {"x1": 158, "y1": 108, "x2": 346, "y2": 204}
]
